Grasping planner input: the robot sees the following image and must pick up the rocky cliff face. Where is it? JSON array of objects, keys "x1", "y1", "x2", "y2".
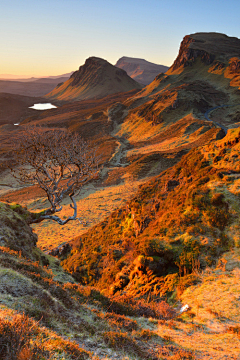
[
  {"x1": 121, "y1": 33, "x2": 240, "y2": 137},
  {"x1": 46, "y1": 57, "x2": 143, "y2": 101},
  {"x1": 169, "y1": 32, "x2": 240, "y2": 73},
  {"x1": 170, "y1": 35, "x2": 215, "y2": 71}
]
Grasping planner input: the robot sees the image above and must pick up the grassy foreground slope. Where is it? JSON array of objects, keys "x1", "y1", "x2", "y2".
[
  {"x1": 0, "y1": 200, "x2": 239, "y2": 359},
  {"x1": 0, "y1": 202, "x2": 205, "y2": 360}
]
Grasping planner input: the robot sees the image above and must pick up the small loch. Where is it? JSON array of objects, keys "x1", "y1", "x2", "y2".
[{"x1": 29, "y1": 103, "x2": 57, "y2": 110}]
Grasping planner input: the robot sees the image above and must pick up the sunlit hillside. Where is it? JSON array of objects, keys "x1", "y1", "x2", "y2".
[{"x1": 46, "y1": 57, "x2": 143, "y2": 101}]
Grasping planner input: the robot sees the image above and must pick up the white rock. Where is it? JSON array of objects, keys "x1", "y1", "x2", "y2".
[{"x1": 180, "y1": 304, "x2": 189, "y2": 313}]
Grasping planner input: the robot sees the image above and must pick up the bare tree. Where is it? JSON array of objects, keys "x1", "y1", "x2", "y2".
[{"x1": 11, "y1": 126, "x2": 99, "y2": 225}]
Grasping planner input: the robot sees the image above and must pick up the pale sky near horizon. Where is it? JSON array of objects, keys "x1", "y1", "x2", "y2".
[{"x1": 1, "y1": 0, "x2": 240, "y2": 77}]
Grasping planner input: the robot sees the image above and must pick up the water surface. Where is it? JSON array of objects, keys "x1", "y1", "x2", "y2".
[{"x1": 29, "y1": 103, "x2": 57, "y2": 110}]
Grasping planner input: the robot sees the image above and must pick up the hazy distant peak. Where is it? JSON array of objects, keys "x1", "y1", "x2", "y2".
[
  {"x1": 116, "y1": 56, "x2": 158, "y2": 65},
  {"x1": 115, "y1": 56, "x2": 169, "y2": 85}
]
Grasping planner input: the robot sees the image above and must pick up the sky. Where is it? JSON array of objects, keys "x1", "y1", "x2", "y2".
[{"x1": 1, "y1": 0, "x2": 240, "y2": 77}]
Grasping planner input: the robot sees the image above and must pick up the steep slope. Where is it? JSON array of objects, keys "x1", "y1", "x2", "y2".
[
  {"x1": 96, "y1": 32, "x2": 240, "y2": 186},
  {"x1": 46, "y1": 57, "x2": 143, "y2": 101},
  {"x1": 63, "y1": 128, "x2": 240, "y2": 299},
  {"x1": 1, "y1": 131, "x2": 240, "y2": 360},
  {"x1": 115, "y1": 56, "x2": 169, "y2": 85},
  {"x1": 104, "y1": 33, "x2": 240, "y2": 169},
  {"x1": 0, "y1": 202, "x2": 194, "y2": 360}
]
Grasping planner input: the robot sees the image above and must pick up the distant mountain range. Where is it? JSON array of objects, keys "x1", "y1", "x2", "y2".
[
  {"x1": 115, "y1": 56, "x2": 169, "y2": 85},
  {"x1": 0, "y1": 72, "x2": 73, "y2": 81},
  {"x1": 46, "y1": 57, "x2": 143, "y2": 101},
  {"x1": 0, "y1": 76, "x2": 72, "y2": 97}
]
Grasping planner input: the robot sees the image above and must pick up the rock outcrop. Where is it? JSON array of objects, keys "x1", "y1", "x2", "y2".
[{"x1": 169, "y1": 32, "x2": 240, "y2": 73}]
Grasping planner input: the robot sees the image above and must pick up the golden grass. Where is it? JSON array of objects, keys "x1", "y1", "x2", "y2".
[
  {"x1": 116, "y1": 112, "x2": 163, "y2": 143},
  {"x1": 153, "y1": 253, "x2": 240, "y2": 359},
  {"x1": 181, "y1": 268, "x2": 240, "y2": 322},
  {"x1": 126, "y1": 128, "x2": 199, "y2": 156},
  {"x1": 29, "y1": 180, "x2": 142, "y2": 251},
  {"x1": 0, "y1": 307, "x2": 91, "y2": 359},
  {"x1": 157, "y1": 319, "x2": 240, "y2": 359}
]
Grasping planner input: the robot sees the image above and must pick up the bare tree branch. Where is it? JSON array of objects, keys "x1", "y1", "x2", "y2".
[{"x1": 11, "y1": 126, "x2": 99, "y2": 224}]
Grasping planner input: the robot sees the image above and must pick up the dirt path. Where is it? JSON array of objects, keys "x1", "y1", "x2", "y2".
[
  {"x1": 98, "y1": 106, "x2": 130, "y2": 181},
  {"x1": 204, "y1": 104, "x2": 240, "y2": 134}
]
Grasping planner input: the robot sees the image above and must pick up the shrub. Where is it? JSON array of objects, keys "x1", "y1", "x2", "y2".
[
  {"x1": 104, "y1": 313, "x2": 138, "y2": 332},
  {"x1": 171, "y1": 349, "x2": 194, "y2": 360},
  {"x1": 0, "y1": 314, "x2": 49, "y2": 360},
  {"x1": 44, "y1": 338, "x2": 91, "y2": 360},
  {"x1": 111, "y1": 295, "x2": 176, "y2": 319},
  {"x1": 226, "y1": 325, "x2": 240, "y2": 336},
  {"x1": 103, "y1": 331, "x2": 144, "y2": 358}
]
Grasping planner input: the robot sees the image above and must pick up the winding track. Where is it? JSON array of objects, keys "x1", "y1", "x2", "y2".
[
  {"x1": 102, "y1": 102, "x2": 240, "y2": 178},
  {"x1": 106, "y1": 108, "x2": 130, "y2": 168},
  {"x1": 204, "y1": 104, "x2": 240, "y2": 135}
]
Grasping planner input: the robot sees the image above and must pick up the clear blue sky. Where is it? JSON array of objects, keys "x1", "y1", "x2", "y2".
[{"x1": 1, "y1": 0, "x2": 240, "y2": 77}]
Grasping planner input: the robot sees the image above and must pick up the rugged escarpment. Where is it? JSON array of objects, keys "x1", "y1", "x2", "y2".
[
  {"x1": 169, "y1": 32, "x2": 240, "y2": 73},
  {"x1": 115, "y1": 56, "x2": 169, "y2": 85},
  {"x1": 46, "y1": 57, "x2": 143, "y2": 101},
  {"x1": 108, "y1": 33, "x2": 240, "y2": 163}
]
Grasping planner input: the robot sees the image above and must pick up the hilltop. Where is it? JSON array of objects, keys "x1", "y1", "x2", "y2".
[
  {"x1": 115, "y1": 56, "x2": 169, "y2": 85},
  {"x1": 46, "y1": 57, "x2": 143, "y2": 101},
  {"x1": 169, "y1": 32, "x2": 240, "y2": 73}
]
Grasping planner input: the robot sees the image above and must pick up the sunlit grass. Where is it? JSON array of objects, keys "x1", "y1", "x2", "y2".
[{"x1": 29, "y1": 180, "x2": 142, "y2": 251}]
